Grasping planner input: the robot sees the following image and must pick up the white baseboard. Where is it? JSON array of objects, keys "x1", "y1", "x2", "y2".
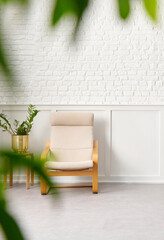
[{"x1": 3, "y1": 176, "x2": 164, "y2": 185}]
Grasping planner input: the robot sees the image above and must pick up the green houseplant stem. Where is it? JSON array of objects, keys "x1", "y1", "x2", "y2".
[{"x1": 0, "y1": 104, "x2": 39, "y2": 136}]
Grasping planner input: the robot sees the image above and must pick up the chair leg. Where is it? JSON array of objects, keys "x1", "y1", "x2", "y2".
[
  {"x1": 40, "y1": 177, "x2": 49, "y2": 195},
  {"x1": 92, "y1": 165, "x2": 98, "y2": 194},
  {"x1": 31, "y1": 170, "x2": 34, "y2": 186},
  {"x1": 31, "y1": 154, "x2": 34, "y2": 186}
]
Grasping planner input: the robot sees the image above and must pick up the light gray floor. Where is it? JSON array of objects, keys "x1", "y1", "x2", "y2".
[{"x1": 2, "y1": 183, "x2": 164, "y2": 240}]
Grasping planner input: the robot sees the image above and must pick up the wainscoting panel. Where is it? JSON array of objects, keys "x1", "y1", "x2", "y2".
[
  {"x1": 110, "y1": 110, "x2": 160, "y2": 177},
  {"x1": 0, "y1": 105, "x2": 164, "y2": 183}
]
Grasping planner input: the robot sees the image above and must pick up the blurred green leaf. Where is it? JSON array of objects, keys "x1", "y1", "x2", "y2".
[
  {"x1": 0, "y1": 151, "x2": 53, "y2": 187},
  {"x1": 0, "y1": 0, "x2": 29, "y2": 84},
  {"x1": 0, "y1": 35, "x2": 12, "y2": 82},
  {"x1": 0, "y1": 180, "x2": 6, "y2": 209},
  {"x1": 0, "y1": 175, "x2": 24, "y2": 240},
  {"x1": 143, "y1": 0, "x2": 157, "y2": 21},
  {"x1": 0, "y1": 0, "x2": 28, "y2": 4},
  {"x1": 0, "y1": 150, "x2": 56, "y2": 240},
  {"x1": 0, "y1": 207, "x2": 25, "y2": 240},
  {"x1": 118, "y1": 0, "x2": 130, "y2": 20},
  {"x1": 51, "y1": 0, "x2": 89, "y2": 37}
]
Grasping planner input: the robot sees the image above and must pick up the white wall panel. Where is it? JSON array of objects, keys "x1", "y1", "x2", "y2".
[
  {"x1": 30, "y1": 110, "x2": 51, "y2": 153},
  {"x1": 111, "y1": 111, "x2": 160, "y2": 177}
]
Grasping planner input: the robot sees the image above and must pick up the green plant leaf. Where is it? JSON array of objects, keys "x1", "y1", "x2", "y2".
[
  {"x1": 0, "y1": 113, "x2": 12, "y2": 130},
  {"x1": 0, "y1": 177, "x2": 23, "y2": 240},
  {"x1": 143, "y1": 0, "x2": 157, "y2": 21},
  {"x1": 0, "y1": 207, "x2": 25, "y2": 240},
  {"x1": 15, "y1": 105, "x2": 39, "y2": 135},
  {"x1": 0, "y1": 180, "x2": 6, "y2": 210},
  {"x1": 117, "y1": 0, "x2": 130, "y2": 20},
  {"x1": 14, "y1": 119, "x2": 20, "y2": 127},
  {"x1": 0, "y1": 114, "x2": 14, "y2": 135},
  {"x1": 0, "y1": 35, "x2": 12, "y2": 82},
  {"x1": 0, "y1": 0, "x2": 28, "y2": 84},
  {"x1": 0, "y1": 0, "x2": 28, "y2": 4},
  {"x1": 51, "y1": 0, "x2": 89, "y2": 37},
  {"x1": 0, "y1": 151, "x2": 53, "y2": 187},
  {"x1": 0, "y1": 150, "x2": 56, "y2": 240}
]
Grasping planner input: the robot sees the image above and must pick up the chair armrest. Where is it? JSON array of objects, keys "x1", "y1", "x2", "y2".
[
  {"x1": 93, "y1": 140, "x2": 98, "y2": 164},
  {"x1": 41, "y1": 140, "x2": 50, "y2": 161}
]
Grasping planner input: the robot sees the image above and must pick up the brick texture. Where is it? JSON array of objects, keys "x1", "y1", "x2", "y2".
[{"x1": 0, "y1": 0, "x2": 164, "y2": 104}]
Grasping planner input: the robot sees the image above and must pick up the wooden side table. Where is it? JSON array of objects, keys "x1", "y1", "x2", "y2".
[{"x1": 4, "y1": 152, "x2": 34, "y2": 190}]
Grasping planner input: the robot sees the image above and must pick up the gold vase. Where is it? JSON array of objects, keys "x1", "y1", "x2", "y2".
[{"x1": 12, "y1": 135, "x2": 29, "y2": 153}]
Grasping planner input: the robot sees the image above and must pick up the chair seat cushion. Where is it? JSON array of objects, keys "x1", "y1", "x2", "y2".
[{"x1": 45, "y1": 160, "x2": 93, "y2": 170}]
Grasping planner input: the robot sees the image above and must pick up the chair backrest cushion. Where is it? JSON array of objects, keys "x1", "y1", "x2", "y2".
[{"x1": 50, "y1": 112, "x2": 94, "y2": 162}]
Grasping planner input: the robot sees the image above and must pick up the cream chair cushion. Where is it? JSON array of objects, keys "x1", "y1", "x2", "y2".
[
  {"x1": 47, "y1": 111, "x2": 94, "y2": 170},
  {"x1": 45, "y1": 160, "x2": 93, "y2": 170},
  {"x1": 50, "y1": 111, "x2": 94, "y2": 126}
]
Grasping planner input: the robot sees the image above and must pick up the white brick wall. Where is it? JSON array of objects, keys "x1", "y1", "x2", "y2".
[{"x1": 0, "y1": 0, "x2": 164, "y2": 105}]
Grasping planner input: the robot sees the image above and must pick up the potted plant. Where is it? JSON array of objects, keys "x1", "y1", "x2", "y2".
[{"x1": 0, "y1": 104, "x2": 39, "y2": 153}]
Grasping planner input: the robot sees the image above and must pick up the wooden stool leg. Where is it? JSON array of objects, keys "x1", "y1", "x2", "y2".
[
  {"x1": 26, "y1": 168, "x2": 30, "y2": 190},
  {"x1": 31, "y1": 170, "x2": 34, "y2": 186},
  {"x1": 4, "y1": 174, "x2": 7, "y2": 189},
  {"x1": 31, "y1": 154, "x2": 34, "y2": 186},
  {"x1": 10, "y1": 167, "x2": 13, "y2": 186}
]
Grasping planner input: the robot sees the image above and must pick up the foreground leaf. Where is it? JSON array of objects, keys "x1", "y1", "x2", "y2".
[
  {"x1": 0, "y1": 181, "x2": 6, "y2": 210},
  {"x1": 51, "y1": 0, "x2": 89, "y2": 37},
  {"x1": 0, "y1": 0, "x2": 28, "y2": 4},
  {"x1": 0, "y1": 207, "x2": 25, "y2": 240},
  {"x1": 0, "y1": 151, "x2": 53, "y2": 187},
  {"x1": 143, "y1": 0, "x2": 157, "y2": 21},
  {"x1": 0, "y1": 0, "x2": 28, "y2": 84},
  {"x1": 0, "y1": 34, "x2": 12, "y2": 82},
  {"x1": 0, "y1": 150, "x2": 56, "y2": 240},
  {"x1": 117, "y1": 0, "x2": 130, "y2": 20}
]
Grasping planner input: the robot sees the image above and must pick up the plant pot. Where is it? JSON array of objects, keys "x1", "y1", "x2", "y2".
[{"x1": 12, "y1": 135, "x2": 29, "y2": 153}]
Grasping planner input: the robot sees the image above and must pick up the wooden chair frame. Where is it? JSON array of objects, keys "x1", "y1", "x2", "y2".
[{"x1": 40, "y1": 140, "x2": 98, "y2": 195}]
